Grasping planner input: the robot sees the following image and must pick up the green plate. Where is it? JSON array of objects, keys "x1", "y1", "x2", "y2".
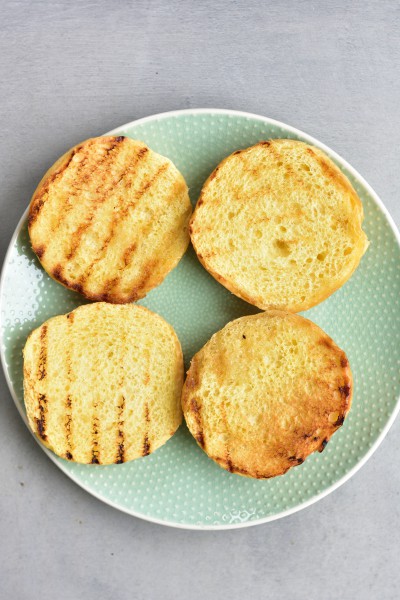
[{"x1": 1, "y1": 109, "x2": 400, "y2": 529}]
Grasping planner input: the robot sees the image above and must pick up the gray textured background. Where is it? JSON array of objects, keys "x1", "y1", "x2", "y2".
[{"x1": 1, "y1": 1, "x2": 399, "y2": 598}]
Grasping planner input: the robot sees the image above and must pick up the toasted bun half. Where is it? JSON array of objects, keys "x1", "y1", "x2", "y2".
[
  {"x1": 29, "y1": 136, "x2": 192, "y2": 303},
  {"x1": 182, "y1": 310, "x2": 352, "y2": 479},
  {"x1": 190, "y1": 139, "x2": 368, "y2": 312},
  {"x1": 23, "y1": 303, "x2": 183, "y2": 464}
]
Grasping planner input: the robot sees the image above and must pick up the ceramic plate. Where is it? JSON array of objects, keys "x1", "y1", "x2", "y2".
[{"x1": 1, "y1": 109, "x2": 400, "y2": 529}]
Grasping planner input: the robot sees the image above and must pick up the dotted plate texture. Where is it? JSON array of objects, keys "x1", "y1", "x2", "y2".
[{"x1": 1, "y1": 110, "x2": 399, "y2": 530}]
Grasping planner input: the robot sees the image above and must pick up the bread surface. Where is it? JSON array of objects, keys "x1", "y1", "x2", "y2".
[
  {"x1": 182, "y1": 310, "x2": 352, "y2": 479},
  {"x1": 23, "y1": 303, "x2": 183, "y2": 464},
  {"x1": 190, "y1": 139, "x2": 369, "y2": 312},
  {"x1": 29, "y1": 136, "x2": 192, "y2": 303}
]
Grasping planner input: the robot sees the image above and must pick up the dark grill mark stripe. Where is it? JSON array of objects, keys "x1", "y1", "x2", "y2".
[
  {"x1": 142, "y1": 403, "x2": 151, "y2": 456},
  {"x1": 91, "y1": 406, "x2": 100, "y2": 464},
  {"x1": 143, "y1": 435, "x2": 151, "y2": 457},
  {"x1": 51, "y1": 264, "x2": 70, "y2": 287},
  {"x1": 28, "y1": 199, "x2": 45, "y2": 228},
  {"x1": 34, "y1": 324, "x2": 48, "y2": 440},
  {"x1": 226, "y1": 453, "x2": 234, "y2": 473},
  {"x1": 115, "y1": 395, "x2": 125, "y2": 464},
  {"x1": 36, "y1": 393, "x2": 47, "y2": 440},
  {"x1": 64, "y1": 313, "x2": 74, "y2": 460},
  {"x1": 65, "y1": 396, "x2": 73, "y2": 461},
  {"x1": 65, "y1": 222, "x2": 94, "y2": 260},
  {"x1": 122, "y1": 243, "x2": 138, "y2": 267},
  {"x1": 99, "y1": 275, "x2": 121, "y2": 300},
  {"x1": 37, "y1": 325, "x2": 47, "y2": 381}
]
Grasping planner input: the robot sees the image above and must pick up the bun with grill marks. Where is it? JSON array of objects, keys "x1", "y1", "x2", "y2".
[
  {"x1": 23, "y1": 303, "x2": 183, "y2": 465},
  {"x1": 28, "y1": 136, "x2": 192, "y2": 303}
]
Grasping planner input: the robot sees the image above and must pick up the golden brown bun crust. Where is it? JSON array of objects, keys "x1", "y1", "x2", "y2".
[
  {"x1": 23, "y1": 303, "x2": 183, "y2": 465},
  {"x1": 190, "y1": 140, "x2": 369, "y2": 312},
  {"x1": 182, "y1": 310, "x2": 352, "y2": 479},
  {"x1": 29, "y1": 136, "x2": 192, "y2": 303}
]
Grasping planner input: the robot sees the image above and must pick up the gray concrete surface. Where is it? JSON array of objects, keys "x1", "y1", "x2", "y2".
[{"x1": 1, "y1": 1, "x2": 399, "y2": 598}]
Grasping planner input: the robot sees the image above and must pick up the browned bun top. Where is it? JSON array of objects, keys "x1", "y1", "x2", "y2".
[
  {"x1": 23, "y1": 302, "x2": 183, "y2": 464},
  {"x1": 182, "y1": 310, "x2": 352, "y2": 479},
  {"x1": 29, "y1": 136, "x2": 192, "y2": 303},
  {"x1": 190, "y1": 139, "x2": 368, "y2": 312}
]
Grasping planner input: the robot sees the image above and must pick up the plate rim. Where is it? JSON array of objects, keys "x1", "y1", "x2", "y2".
[{"x1": 1, "y1": 107, "x2": 400, "y2": 530}]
